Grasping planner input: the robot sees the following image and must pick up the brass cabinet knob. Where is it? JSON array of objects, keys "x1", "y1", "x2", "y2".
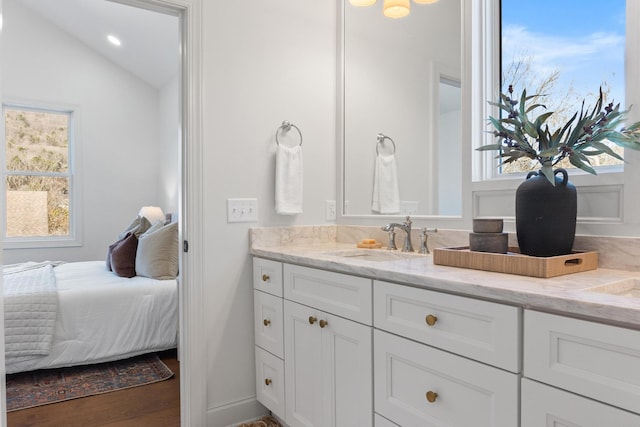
[
  {"x1": 263, "y1": 318, "x2": 271, "y2": 326},
  {"x1": 426, "y1": 390, "x2": 438, "y2": 403},
  {"x1": 319, "y1": 319, "x2": 328, "y2": 328},
  {"x1": 265, "y1": 378, "x2": 272, "y2": 386},
  {"x1": 308, "y1": 316, "x2": 317, "y2": 325},
  {"x1": 262, "y1": 274, "x2": 270, "y2": 282},
  {"x1": 425, "y1": 314, "x2": 438, "y2": 326}
]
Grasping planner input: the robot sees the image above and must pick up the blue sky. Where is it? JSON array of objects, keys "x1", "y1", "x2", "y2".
[{"x1": 502, "y1": 0, "x2": 626, "y2": 108}]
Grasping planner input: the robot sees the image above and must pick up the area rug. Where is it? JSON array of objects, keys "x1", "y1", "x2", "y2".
[
  {"x1": 237, "y1": 415, "x2": 282, "y2": 427},
  {"x1": 6, "y1": 353, "x2": 174, "y2": 412}
]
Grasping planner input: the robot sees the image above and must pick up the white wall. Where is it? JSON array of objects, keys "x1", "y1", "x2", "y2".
[
  {"x1": 2, "y1": 0, "x2": 168, "y2": 264},
  {"x1": 201, "y1": 0, "x2": 337, "y2": 424},
  {"x1": 159, "y1": 76, "x2": 180, "y2": 216}
]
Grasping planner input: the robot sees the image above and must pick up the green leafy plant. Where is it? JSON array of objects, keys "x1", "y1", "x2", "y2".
[{"x1": 478, "y1": 85, "x2": 640, "y2": 184}]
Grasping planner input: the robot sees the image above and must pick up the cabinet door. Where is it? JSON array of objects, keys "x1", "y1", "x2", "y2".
[
  {"x1": 321, "y1": 310, "x2": 373, "y2": 427},
  {"x1": 285, "y1": 300, "x2": 324, "y2": 427},
  {"x1": 375, "y1": 329, "x2": 519, "y2": 427},
  {"x1": 522, "y1": 378, "x2": 640, "y2": 427},
  {"x1": 285, "y1": 300, "x2": 373, "y2": 427}
]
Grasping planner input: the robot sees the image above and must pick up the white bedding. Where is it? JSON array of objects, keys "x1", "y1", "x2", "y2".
[
  {"x1": 5, "y1": 261, "x2": 178, "y2": 374},
  {"x1": 4, "y1": 264, "x2": 58, "y2": 359}
]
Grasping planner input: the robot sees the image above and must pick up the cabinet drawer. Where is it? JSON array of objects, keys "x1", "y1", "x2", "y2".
[
  {"x1": 254, "y1": 290, "x2": 284, "y2": 359},
  {"x1": 253, "y1": 258, "x2": 283, "y2": 297},
  {"x1": 255, "y1": 346, "x2": 285, "y2": 421},
  {"x1": 522, "y1": 378, "x2": 640, "y2": 426},
  {"x1": 524, "y1": 310, "x2": 640, "y2": 414},
  {"x1": 374, "y1": 281, "x2": 521, "y2": 372},
  {"x1": 284, "y1": 264, "x2": 372, "y2": 325},
  {"x1": 374, "y1": 330, "x2": 519, "y2": 427}
]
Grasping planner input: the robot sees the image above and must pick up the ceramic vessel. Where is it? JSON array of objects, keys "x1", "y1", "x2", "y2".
[{"x1": 515, "y1": 168, "x2": 576, "y2": 257}]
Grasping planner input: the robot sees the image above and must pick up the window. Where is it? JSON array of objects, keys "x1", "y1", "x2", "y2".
[
  {"x1": 499, "y1": 0, "x2": 626, "y2": 175},
  {"x1": 2, "y1": 104, "x2": 77, "y2": 245}
]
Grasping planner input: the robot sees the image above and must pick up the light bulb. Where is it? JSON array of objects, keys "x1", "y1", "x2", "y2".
[
  {"x1": 383, "y1": 0, "x2": 410, "y2": 18},
  {"x1": 349, "y1": 0, "x2": 377, "y2": 6}
]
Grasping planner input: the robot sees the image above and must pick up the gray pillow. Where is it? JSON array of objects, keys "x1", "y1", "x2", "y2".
[
  {"x1": 117, "y1": 215, "x2": 151, "y2": 241},
  {"x1": 135, "y1": 222, "x2": 178, "y2": 279}
]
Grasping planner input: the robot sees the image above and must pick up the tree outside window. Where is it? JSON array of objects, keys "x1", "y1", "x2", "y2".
[
  {"x1": 500, "y1": 0, "x2": 626, "y2": 174},
  {"x1": 3, "y1": 106, "x2": 72, "y2": 238}
]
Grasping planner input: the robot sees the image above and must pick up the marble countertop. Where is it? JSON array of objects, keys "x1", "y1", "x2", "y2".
[{"x1": 250, "y1": 240, "x2": 640, "y2": 330}]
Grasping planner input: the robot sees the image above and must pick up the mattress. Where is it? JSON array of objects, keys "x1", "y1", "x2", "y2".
[{"x1": 5, "y1": 261, "x2": 178, "y2": 374}]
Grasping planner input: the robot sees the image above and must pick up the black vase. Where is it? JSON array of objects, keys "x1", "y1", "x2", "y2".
[{"x1": 515, "y1": 168, "x2": 577, "y2": 257}]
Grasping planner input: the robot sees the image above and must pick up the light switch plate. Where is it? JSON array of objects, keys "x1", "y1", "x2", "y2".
[
  {"x1": 227, "y1": 198, "x2": 258, "y2": 223},
  {"x1": 400, "y1": 201, "x2": 419, "y2": 215}
]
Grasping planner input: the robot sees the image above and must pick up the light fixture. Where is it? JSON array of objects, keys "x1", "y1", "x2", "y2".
[
  {"x1": 138, "y1": 206, "x2": 165, "y2": 224},
  {"x1": 107, "y1": 34, "x2": 121, "y2": 46},
  {"x1": 349, "y1": 0, "x2": 377, "y2": 6},
  {"x1": 383, "y1": 0, "x2": 410, "y2": 18},
  {"x1": 413, "y1": 0, "x2": 439, "y2": 3}
]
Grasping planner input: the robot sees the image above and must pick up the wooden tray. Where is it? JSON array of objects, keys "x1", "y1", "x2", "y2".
[{"x1": 432, "y1": 246, "x2": 598, "y2": 278}]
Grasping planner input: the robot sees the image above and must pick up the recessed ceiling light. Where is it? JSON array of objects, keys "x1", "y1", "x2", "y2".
[{"x1": 107, "y1": 35, "x2": 121, "y2": 46}]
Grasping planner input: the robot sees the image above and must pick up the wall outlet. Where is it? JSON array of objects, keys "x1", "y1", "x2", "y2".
[
  {"x1": 326, "y1": 200, "x2": 337, "y2": 221},
  {"x1": 400, "y1": 201, "x2": 419, "y2": 215},
  {"x1": 227, "y1": 198, "x2": 258, "y2": 223}
]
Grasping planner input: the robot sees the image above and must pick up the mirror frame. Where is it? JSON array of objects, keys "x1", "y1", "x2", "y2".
[{"x1": 337, "y1": 0, "x2": 473, "y2": 228}]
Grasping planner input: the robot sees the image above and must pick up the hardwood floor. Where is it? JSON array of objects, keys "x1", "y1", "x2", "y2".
[{"x1": 7, "y1": 350, "x2": 180, "y2": 427}]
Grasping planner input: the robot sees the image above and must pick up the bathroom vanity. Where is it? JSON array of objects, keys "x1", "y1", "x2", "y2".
[{"x1": 251, "y1": 226, "x2": 640, "y2": 427}]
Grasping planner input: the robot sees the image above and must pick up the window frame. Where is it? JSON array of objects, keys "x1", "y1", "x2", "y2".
[
  {"x1": 1, "y1": 101, "x2": 83, "y2": 249},
  {"x1": 471, "y1": 0, "x2": 640, "y2": 236}
]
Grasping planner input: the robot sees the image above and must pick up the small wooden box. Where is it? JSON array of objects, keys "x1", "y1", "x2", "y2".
[{"x1": 432, "y1": 246, "x2": 598, "y2": 278}]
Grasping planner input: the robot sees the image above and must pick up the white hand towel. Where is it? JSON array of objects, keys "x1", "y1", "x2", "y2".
[
  {"x1": 371, "y1": 153, "x2": 400, "y2": 214},
  {"x1": 275, "y1": 144, "x2": 303, "y2": 215}
]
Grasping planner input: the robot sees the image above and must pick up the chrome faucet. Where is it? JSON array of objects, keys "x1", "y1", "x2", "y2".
[{"x1": 382, "y1": 216, "x2": 414, "y2": 252}]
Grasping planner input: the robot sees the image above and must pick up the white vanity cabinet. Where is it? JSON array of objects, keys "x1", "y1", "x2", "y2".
[
  {"x1": 373, "y1": 280, "x2": 521, "y2": 427},
  {"x1": 522, "y1": 310, "x2": 640, "y2": 425},
  {"x1": 253, "y1": 259, "x2": 373, "y2": 427}
]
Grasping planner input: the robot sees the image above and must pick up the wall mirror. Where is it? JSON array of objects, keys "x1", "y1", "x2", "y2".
[{"x1": 341, "y1": 0, "x2": 463, "y2": 217}]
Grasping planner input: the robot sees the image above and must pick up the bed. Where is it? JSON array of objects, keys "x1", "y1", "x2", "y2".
[
  {"x1": 4, "y1": 260, "x2": 178, "y2": 374},
  {"x1": 4, "y1": 214, "x2": 179, "y2": 374}
]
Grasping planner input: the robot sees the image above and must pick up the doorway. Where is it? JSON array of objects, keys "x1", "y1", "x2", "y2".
[{"x1": 1, "y1": 0, "x2": 205, "y2": 424}]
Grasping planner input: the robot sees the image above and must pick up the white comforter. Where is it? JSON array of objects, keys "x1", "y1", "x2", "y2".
[{"x1": 5, "y1": 261, "x2": 178, "y2": 374}]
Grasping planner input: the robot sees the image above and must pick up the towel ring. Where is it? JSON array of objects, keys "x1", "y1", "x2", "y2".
[
  {"x1": 275, "y1": 120, "x2": 303, "y2": 147},
  {"x1": 376, "y1": 133, "x2": 396, "y2": 155}
]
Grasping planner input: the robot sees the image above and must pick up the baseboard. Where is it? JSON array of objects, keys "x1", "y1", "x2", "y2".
[{"x1": 206, "y1": 395, "x2": 268, "y2": 427}]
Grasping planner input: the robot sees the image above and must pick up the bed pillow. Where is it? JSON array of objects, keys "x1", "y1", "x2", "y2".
[
  {"x1": 135, "y1": 222, "x2": 178, "y2": 280},
  {"x1": 117, "y1": 215, "x2": 151, "y2": 241},
  {"x1": 109, "y1": 232, "x2": 139, "y2": 278}
]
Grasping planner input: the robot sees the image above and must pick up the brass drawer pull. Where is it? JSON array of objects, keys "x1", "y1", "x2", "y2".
[
  {"x1": 308, "y1": 316, "x2": 317, "y2": 325},
  {"x1": 262, "y1": 274, "x2": 270, "y2": 282},
  {"x1": 425, "y1": 314, "x2": 438, "y2": 326},
  {"x1": 426, "y1": 390, "x2": 438, "y2": 403},
  {"x1": 319, "y1": 319, "x2": 328, "y2": 328},
  {"x1": 265, "y1": 378, "x2": 272, "y2": 386},
  {"x1": 263, "y1": 318, "x2": 271, "y2": 326}
]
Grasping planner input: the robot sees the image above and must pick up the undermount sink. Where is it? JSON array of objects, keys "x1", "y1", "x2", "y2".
[
  {"x1": 323, "y1": 249, "x2": 426, "y2": 262},
  {"x1": 586, "y1": 278, "x2": 640, "y2": 299}
]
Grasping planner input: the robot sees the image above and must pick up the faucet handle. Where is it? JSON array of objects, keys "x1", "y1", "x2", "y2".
[{"x1": 419, "y1": 227, "x2": 438, "y2": 254}]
